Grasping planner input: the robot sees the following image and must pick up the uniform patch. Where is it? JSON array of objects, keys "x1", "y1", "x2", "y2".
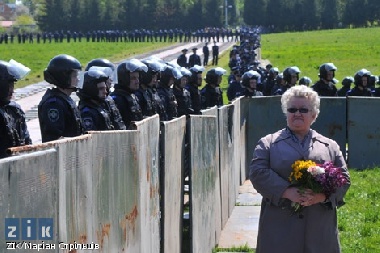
[
  {"x1": 83, "y1": 117, "x2": 93, "y2": 130},
  {"x1": 48, "y1": 109, "x2": 59, "y2": 122}
]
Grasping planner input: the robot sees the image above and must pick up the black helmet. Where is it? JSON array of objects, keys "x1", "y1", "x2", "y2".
[
  {"x1": 0, "y1": 59, "x2": 30, "y2": 101},
  {"x1": 283, "y1": 66, "x2": 300, "y2": 83},
  {"x1": 78, "y1": 69, "x2": 109, "y2": 100},
  {"x1": 341, "y1": 76, "x2": 354, "y2": 87},
  {"x1": 116, "y1": 59, "x2": 147, "y2": 88},
  {"x1": 206, "y1": 67, "x2": 226, "y2": 85},
  {"x1": 189, "y1": 65, "x2": 205, "y2": 84},
  {"x1": 299, "y1": 76, "x2": 312, "y2": 86},
  {"x1": 160, "y1": 65, "x2": 182, "y2": 87},
  {"x1": 85, "y1": 58, "x2": 115, "y2": 71},
  {"x1": 354, "y1": 69, "x2": 371, "y2": 87},
  {"x1": 241, "y1": 70, "x2": 261, "y2": 87},
  {"x1": 140, "y1": 58, "x2": 165, "y2": 85},
  {"x1": 319, "y1": 63, "x2": 337, "y2": 80},
  {"x1": 368, "y1": 75, "x2": 379, "y2": 88},
  {"x1": 44, "y1": 54, "x2": 82, "y2": 88}
]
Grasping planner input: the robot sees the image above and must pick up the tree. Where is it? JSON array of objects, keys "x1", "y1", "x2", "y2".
[
  {"x1": 244, "y1": 0, "x2": 267, "y2": 26},
  {"x1": 320, "y1": 0, "x2": 338, "y2": 29},
  {"x1": 266, "y1": 0, "x2": 282, "y2": 32}
]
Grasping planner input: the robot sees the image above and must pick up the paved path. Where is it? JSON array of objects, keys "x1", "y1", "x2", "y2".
[{"x1": 217, "y1": 180, "x2": 261, "y2": 251}]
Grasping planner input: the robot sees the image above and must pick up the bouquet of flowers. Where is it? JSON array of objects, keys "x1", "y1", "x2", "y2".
[{"x1": 288, "y1": 160, "x2": 348, "y2": 213}]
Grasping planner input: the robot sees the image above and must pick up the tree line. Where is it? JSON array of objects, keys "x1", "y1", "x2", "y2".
[
  {"x1": 5, "y1": 0, "x2": 380, "y2": 32},
  {"x1": 244, "y1": 0, "x2": 380, "y2": 32}
]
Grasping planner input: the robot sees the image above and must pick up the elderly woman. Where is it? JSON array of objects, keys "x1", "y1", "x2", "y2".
[{"x1": 249, "y1": 85, "x2": 350, "y2": 253}]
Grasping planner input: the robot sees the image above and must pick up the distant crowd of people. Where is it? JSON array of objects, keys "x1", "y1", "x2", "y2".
[{"x1": 0, "y1": 27, "x2": 264, "y2": 45}]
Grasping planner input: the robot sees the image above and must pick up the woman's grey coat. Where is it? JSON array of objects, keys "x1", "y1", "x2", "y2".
[{"x1": 249, "y1": 128, "x2": 350, "y2": 253}]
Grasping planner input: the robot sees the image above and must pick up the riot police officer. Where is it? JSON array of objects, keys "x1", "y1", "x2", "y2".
[
  {"x1": 201, "y1": 67, "x2": 226, "y2": 109},
  {"x1": 273, "y1": 66, "x2": 300, "y2": 95},
  {"x1": 186, "y1": 65, "x2": 205, "y2": 115},
  {"x1": 85, "y1": 58, "x2": 126, "y2": 130},
  {"x1": 337, "y1": 76, "x2": 354, "y2": 97},
  {"x1": 157, "y1": 65, "x2": 181, "y2": 120},
  {"x1": 347, "y1": 69, "x2": 373, "y2": 97},
  {"x1": 0, "y1": 59, "x2": 32, "y2": 158},
  {"x1": 299, "y1": 76, "x2": 313, "y2": 87},
  {"x1": 110, "y1": 59, "x2": 147, "y2": 128},
  {"x1": 137, "y1": 58, "x2": 163, "y2": 117},
  {"x1": 311, "y1": 63, "x2": 338, "y2": 96},
  {"x1": 38, "y1": 54, "x2": 84, "y2": 143},
  {"x1": 238, "y1": 70, "x2": 263, "y2": 97},
  {"x1": 173, "y1": 67, "x2": 193, "y2": 117},
  {"x1": 77, "y1": 69, "x2": 114, "y2": 131},
  {"x1": 227, "y1": 69, "x2": 243, "y2": 102}
]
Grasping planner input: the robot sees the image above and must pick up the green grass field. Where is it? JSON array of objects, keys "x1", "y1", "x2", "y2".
[
  {"x1": 0, "y1": 41, "x2": 173, "y2": 88},
  {"x1": 260, "y1": 27, "x2": 380, "y2": 87}
]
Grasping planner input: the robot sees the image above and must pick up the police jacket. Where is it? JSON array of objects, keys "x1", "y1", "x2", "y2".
[
  {"x1": 0, "y1": 101, "x2": 32, "y2": 158},
  {"x1": 38, "y1": 88, "x2": 84, "y2": 143},
  {"x1": 185, "y1": 83, "x2": 202, "y2": 114},
  {"x1": 173, "y1": 86, "x2": 193, "y2": 117},
  {"x1": 241, "y1": 89, "x2": 263, "y2": 97},
  {"x1": 188, "y1": 54, "x2": 201, "y2": 68},
  {"x1": 110, "y1": 88, "x2": 143, "y2": 129},
  {"x1": 227, "y1": 80, "x2": 245, "y2": 102},
  {"x1": 135, "y1": 87, "x2": 155, "y2": 117},
  {"x1": 157, "y1": 84, "x2": 178, "y2": 120},
  {"x1": 337, "y1": 87, "x2": 350, "y2": 97},
  {"x1": 78, "y1": 99, "x2": 114, "y2": 131},
  {"x1": 201, "y1": 84, "x2": 223, "y2": 109},
  {"x1": 177, "y1": 54, "x2": 188, "y2": 68},
  {"x1": 311, "y1": 80, "x2": 337, "y2": 96},
  {"x1": 148, "y1": 88, "x2": 168, "y2": 121},
  {"x1": 104, "y1": 96, "x2": 126, "y2": 130},
  {"x1": 347, "y1": 86, "x2": 373, "y2": 97}
]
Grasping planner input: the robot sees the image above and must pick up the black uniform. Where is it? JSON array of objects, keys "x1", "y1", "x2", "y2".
[
  {"x1": 38, "y1": 88, "x2": 84, "y2": 143},
  {"x1": 311, "y1": 80, "x2": 337, "y2": 96},
  {"x1": 201, "y1": 84, "x2": 223, "y2": 109},
  {"x1": 110, "y1": 88, "x2": 143, "y2": 129},
  {"x1": 173, "y1": 87, "x2": 193, "y2": 117},
  {"x1": 149, "y1": 87, "x2": 168, "y2": 121},
  {"x1": 212, "y1": 44, "x2": 219, "y2": 65},
  {"x1": 104, "y1": 96, "x2": 126, "y2": 130},
  {"x1": 347, "y1": 87, "x2": 373, "y2": 97},
  {"x1": 135, "y1": 87, "x2": 155, "y2": 117},
  {"x1": 227, "y1": 80, "x2": 244, "y2": 102},
  {"x1": 177, "y1": 54, "x2": 188, "y2": 68},
  {"x1": 157, "y1": 85, "x2": 178, "y2": 120},
  {"x1": 203, "y1": 45, "x2": 210, "y2": 66},
  {"x1": 0, "y1": 101, "x2": 32, "y2": 158},
  {"x1": 189, "y1": 53, "x2": 201, "y2": 68},
  {"x1": 337, "y1": 87, "x2": 350, "y2": 97},
  {"x1": 185, "y1": 83, "x2": 202, "y2": 114},
  {"x1": 78, "y1": 100, "x2": 114, "y2": 131}
]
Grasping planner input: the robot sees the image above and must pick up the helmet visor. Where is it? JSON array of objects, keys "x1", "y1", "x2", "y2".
[{"x1": 8, "y1": 59, "x2": 31, "y2": 80}]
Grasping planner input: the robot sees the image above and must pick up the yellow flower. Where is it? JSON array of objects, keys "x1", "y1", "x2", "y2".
[{"x1": 289, "y1": 160, "x2": 316, "y2": 182}]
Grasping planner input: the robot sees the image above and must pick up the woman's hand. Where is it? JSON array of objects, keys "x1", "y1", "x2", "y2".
[
  {"x1": 282, "y1": 188, "x2": 326, "y2": 206},
  {"x1": 299, "y1": 189, "x2": 326, "y2": 206}
]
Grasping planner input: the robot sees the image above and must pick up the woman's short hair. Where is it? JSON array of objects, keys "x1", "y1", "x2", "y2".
[{"x1": 281, "y1": 85, "x2": 320, "y2": 122}]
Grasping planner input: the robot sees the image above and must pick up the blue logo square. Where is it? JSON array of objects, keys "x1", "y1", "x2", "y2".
[
  {"x1": 5, "y1": 218, "x2": 20, "y2": 240},
  {"x1": 21, "y1": 218, "x2": 37, "y2": 240},
  {"x1": 38, "y1": 218, "x2": 53, "y2": 240}
]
